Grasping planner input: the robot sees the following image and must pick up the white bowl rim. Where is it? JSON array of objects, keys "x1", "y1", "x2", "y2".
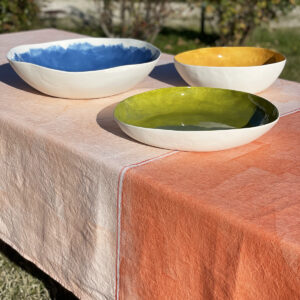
[
  {"x1": 174, "y1": 46, "x2": 286, "y2": 69},
  {"x1": 114, "y1": 87, "x2": 280, "y2": 133},
  {"x1": 7, "y1": 37, "x2": 161, "y2": 74}
]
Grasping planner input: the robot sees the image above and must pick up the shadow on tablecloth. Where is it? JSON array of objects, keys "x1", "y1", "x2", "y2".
[
  {"x1": 96, "y1": 103, "x2": 151, "y2": 148},
  {"x1": 0, "y1": 63, "x2": 43, "y2": 95},
  {"x1": 149, "y1": 63, "x2": 187, "y2": 87},
  {"x1": 96, "y1": 103, "x2": 139, "y2": 141}
]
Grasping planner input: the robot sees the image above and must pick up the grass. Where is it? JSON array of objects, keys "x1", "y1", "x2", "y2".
[
  {"x1": 0, "y1": 251, "x2": 50, "y2": 300},
  {"x1": 0, "y1": 24, "x2": 299, "y2": 300},
  {"x1": 0, "y1": 240, "x2": 77, "y2": 300}
]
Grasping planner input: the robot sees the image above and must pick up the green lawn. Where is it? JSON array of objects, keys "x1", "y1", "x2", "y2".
[
  {"x1": 0, "y1": 25, "x2": 299, "y2": 300},
  {"x1": 0, "y1": 250, "x2": 50, "y2": 300},
  {"x1": 0, "y1": 241, "x2": 77, "y2": 299}
]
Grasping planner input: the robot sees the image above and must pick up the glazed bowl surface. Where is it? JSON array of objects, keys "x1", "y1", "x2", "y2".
[
  {"x1": 114, "y1": 87, "x2": 279, "y2": 152},
  {"x1": 7, "y1": 38, "x2": 161, "y2": 99},
  {"x1": 174, "y1": 47, "x2": 286, "y2": 93}
]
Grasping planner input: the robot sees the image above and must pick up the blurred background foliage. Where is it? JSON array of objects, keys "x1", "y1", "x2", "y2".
[
  {"x1": 0, "y1": 0, "x2": 299, "y2": 45},
  {"x1": 0, "y1": 0, "x2": 39, "y2": 32},
  {"x1": 210, "y1": 0, "x2": 298, "y2": 45},
  {"x1": 93, "y1": 0, "x2": 172, "y2": 43}
]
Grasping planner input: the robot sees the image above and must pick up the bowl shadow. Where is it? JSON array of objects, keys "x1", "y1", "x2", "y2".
[
  {"x1": 0, "y1": 63, "x2": 43, "y2": 95},
  {"x1": 96, "y1": 102, "x2": 143, "y2": 144},
  {"x1": 149, "y1": 63, "x2": 187, "y2": 87}
]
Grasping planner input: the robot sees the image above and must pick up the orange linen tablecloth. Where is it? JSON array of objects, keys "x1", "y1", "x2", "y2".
[{"x1": 0, "y1": 29, "x2": 299, "y2": 300}]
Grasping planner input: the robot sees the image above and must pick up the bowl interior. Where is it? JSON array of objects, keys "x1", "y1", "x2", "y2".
[
  {"x1": 10, "y1": 41, "x2": 160, "y2": 72},
  {"x1": 114, "y1": 87, "x2": 278, "y2": 131},
  {"x1": 175, "y1": 47, "x2": 285, "y2": 67}
]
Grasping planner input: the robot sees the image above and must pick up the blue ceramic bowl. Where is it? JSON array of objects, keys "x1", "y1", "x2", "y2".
[{"x1": 7, "y1": 38, "x2": 161, "y2": 99}]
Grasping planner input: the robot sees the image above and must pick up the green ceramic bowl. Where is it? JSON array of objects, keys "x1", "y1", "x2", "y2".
[{"x1": 114, "y1": 87, "x2": 279, "y2": 151}]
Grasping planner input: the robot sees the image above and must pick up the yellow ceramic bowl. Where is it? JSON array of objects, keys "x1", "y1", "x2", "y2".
[{"x1": 174, "y1": 47, "x2": 286, "y2": 93}]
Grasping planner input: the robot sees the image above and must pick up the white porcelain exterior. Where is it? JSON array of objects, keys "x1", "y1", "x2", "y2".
[
  {"x1": 174, "y1": 59, "x2": 286, "y2": 94},
  {"x1": 115, "y1": 118, "x2": 279, "y2": 152},
  {"x1": 7, "y1": 38, "x2": 161, "y2": 99}
]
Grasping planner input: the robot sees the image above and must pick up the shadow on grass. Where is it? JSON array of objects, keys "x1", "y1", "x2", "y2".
[{"x1": 0, "y1": 239, "x2": 78, "y2": 300}]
